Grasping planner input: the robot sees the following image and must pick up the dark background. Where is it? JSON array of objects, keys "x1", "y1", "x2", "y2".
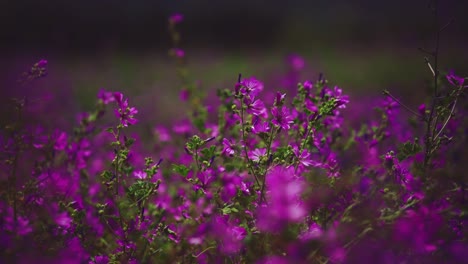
[{"x1": 1, "y1": 0, "x2": 467, "y2": 53}]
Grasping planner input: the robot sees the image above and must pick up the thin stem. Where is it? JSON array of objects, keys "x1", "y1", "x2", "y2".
[
  {"x1": 425, "y1": 57, "x2": 436, "y2": 77},
  {"x1": 418, "y1": 48, "x2": 434, "y2": 57},
  {"x1": 239, "y1": 98, "x2": 261, "y2": 188},
  {"x1": 192, "y1": 246, "x2": 216, "y2": 258},
  {"x1": 115, "y1": 128, "x2": 121, "y2": 196},
  {"x1": 434, "y1": 95, "x2": 458, "y2": 140},
  {"x1": 10, "y1": 104, "x2": 23, "y2": 227},
  {"x1": 423, "y1": 0, "x2": 442, "y2": 172},
  {"x1": 294, "y1": 116, "x2": 317, "y2": 173},
  {"x1": 259, "y1": 126, "x2": 276, "y2": 203},
  {"x1": 383, "y1": 90, "x2": 424, "y2": 119}
]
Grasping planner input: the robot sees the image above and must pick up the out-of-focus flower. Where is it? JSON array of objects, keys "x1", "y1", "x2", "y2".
[
  {"x1": 133, "y1": 170, "x2": 147, "y2": 180},
  {"x1": 212, "y1": 216, "x2": 247, "y2": 254},
  {"x1": 169, "y1": 13, "x2": 184, "y2": 24},
  {"x1": 256, "y1": 166, "x2": 306, "y2": 232},
  {"x1": 170, "y1": 48, "x2": 185, "y2": 58},
  {"x1": 97, "y1": 88, "x2": 115, "y2": 104},
  {"x1": 287, "y1": 54, "x2": 305, "y2": 71},
  {"x1": 446, "y1": 70, "x2": 464, "y2": 87}
]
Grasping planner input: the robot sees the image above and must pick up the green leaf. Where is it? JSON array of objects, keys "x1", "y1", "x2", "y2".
[
  {"x1": 172, "y1": 164, "x2": 190, "y2": 177},
  {"x1": 124, "y1": 137, "x2": 136, "y2": 148},
  {"x1": 396, "y1": 140, "x2": 422, "y2": 161},
  {"x1": 200, "y1": 145, "x2": 216, "y2": 161}
]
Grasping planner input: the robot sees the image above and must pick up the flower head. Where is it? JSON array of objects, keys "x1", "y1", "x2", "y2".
[
  {"x1": 244, "y1": 95, "x2": 266, "y2": 116},
  {"x1": 239, "y1": 77, "x2": 264, "y2": 97},
  {"x1": 292, "y1": 145, "x2": 321, "y2": 168},
  {"x1": 271, "y1": 106, "x2": 294, "y2": 130},
  {"x1": 222, "y1": 138, "x2": 235, "y2": 157},
  {"x1": 252, "y1": 118, "x2": 270, "y2": 134},
  {"x1": 249, "y1": 148, "x2": 267, "y2": 162},
  {"x1": 113, "y1": 92, "x2": 138, "y2": 127}
]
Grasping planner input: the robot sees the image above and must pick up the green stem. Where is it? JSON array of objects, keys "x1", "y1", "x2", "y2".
[
  {"x1": 239, "y1": 98, "x2": 261, "y2": 188},
  {"x1": 259, "y1": 127, "x2": 276, "y2": 203},
  {"x1": 423, "y1": 0, "x2": 441, "y2": 174}
]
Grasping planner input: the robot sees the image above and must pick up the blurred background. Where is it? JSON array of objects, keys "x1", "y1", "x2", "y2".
[{"x1": 0, "y1": 0, "x2": 467, "y2": 126}]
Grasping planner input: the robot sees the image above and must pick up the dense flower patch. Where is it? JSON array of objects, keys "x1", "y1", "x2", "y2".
[{"x1": 1, "y1": 13, "x2": 467, "y2": 264}]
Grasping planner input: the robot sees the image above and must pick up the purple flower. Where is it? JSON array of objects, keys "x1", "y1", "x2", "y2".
[
  {"x1": 113, "y1": 92, "x2": 138, "y2": 127},
  {"x1": 97, "y1": 89, "x2": 115, "y2": 104},
  {"x1": 292, "y1": 145, "x2": 320, "y2": 168},
  {"x1": 55, "y1": 212, "x2": 72, "y2": 229},
  {"x1": 240, "y1": 77, "x2": 264, "y2": 97},
  {"x1": 274, "y1": 92, "x2": 286, "y2": 107},
  {"x1": 154, "y1": 126, "x2": 171, "y2": 142},
  {"x1": 36, "y1": 59, "x2": 48, "y2": 68},
  {"x1": 3, "y1": 206, "x2": 33, "y2": 235},
  {"x1": 30, "y1": 126, "x2": 47, "y2": 149},
  {"x1": 179, "y1": 88, "x2": 190, "y2": 102},
  {"x1": 299, "y1": 222, "x2": 324, "y2": 241},
  {"x1": 68, "y1": 138, "x2": 92, "y2": 169},
  {"x1": 252, "y1": 118, "x2": 270, "y2": 134},
  {"x1": 303, "y1": 80, "x2": 313, "y2": 93},
  {"x1": 331, "y1": 86, "x2": 350, "y2": 108},
  {"x1": 271, "y1": 106, "x2": 294, "y2": 130},
  {"x1": 93, "y1": 255, "x2": 109, "y2": 264},
  {"x1": 446, "y1": 70, "x2": 464, "y2": 87},
  {"x1": 249, "y1": 148, "x2": 266, "y2": 162},
  {"x1": 222, "y1": 138, "x2": 235, "y2": 157},
  {"x1": 212, "y1": 216, "x2": 247, "y2": 254},
  {"x1": 287, "y1": 54, "x2": 305, "y2": 71},
  {"x1": 304, "y1": 98, "x2": 318, "y2": 113},
  {"x1": 418, "y1": 103, "x2": 426, "y2": 120},
  {"x1": 244, "y1": 95, "x2": 266, "y2": 116},
  {"x1": 256, "y1": 166, "x2": 306, "y2": 232},
  {"x1": 169, "y1": 13, "x2": 184, "y2": 24},
  {"x1": 133, "y1": 170, "x2": 147, "y2": 180},
  {"x1": 171, "y1": 48, "x2": 185, "y2": 58},
  {"x1": 324, "y1": 152, "x2": 340, "y2": 178},
  {"x1": 196, "y1": 169, "x2": 216, "y2": 187},
  {"x1": 53, "y1": 130, "x2": 68, "y2": 150}
]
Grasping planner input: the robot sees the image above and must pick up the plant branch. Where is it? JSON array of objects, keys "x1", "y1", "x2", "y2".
[
  {"x1": 382, "y1": 90, "x2": 424, "y2": 119},
  {"x1": 433, "y1": 94, "x2": 459, "y2": 140}
]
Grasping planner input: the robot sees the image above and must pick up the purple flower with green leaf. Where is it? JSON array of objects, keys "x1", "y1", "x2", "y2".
[{"x1": 113, "y1": 92, "x2": 138, "y2": 127}]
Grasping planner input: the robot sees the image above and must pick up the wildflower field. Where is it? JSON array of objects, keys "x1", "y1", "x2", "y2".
[{"x1": 1, "y1": 5, "x2": 467, "y2": 264}]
